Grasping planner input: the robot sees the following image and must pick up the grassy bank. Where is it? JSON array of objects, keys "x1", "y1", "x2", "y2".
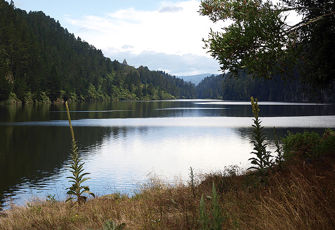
[{"x1": 0, "y1": 148, "x2": 334, "y2": 229}]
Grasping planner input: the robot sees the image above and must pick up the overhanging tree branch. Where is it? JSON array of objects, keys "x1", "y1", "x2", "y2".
[{"x1": 200, "y1": 0, "x2": 335, "y2": 86}]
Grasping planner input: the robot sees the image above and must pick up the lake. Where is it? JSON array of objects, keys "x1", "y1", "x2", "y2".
[{"x1": 1, "y1": 99, "x2": 335, "y2": 209}]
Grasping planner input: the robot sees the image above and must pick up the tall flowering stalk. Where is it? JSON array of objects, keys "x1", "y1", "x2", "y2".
[
  {"x1": 65, "y1": 101, "x2": 94, "y2": 203},
  {"x1": 249, "y1": 97, "x2": 273, "y2": 174}
]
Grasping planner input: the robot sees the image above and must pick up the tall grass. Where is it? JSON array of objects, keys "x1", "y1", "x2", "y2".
[
  {"x1": 0, "y1": 159, "x2": 334, "y2": 229},
  {"x1": 199, "y1": 183, "x2": 224, "y2": 230}
]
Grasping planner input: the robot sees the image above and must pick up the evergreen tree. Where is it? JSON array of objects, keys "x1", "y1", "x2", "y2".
[{"x1": 0, "y1": 0, "x2": 196, "y2": 103}]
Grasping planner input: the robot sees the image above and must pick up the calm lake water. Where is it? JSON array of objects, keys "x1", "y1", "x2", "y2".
[{"x1": 1, "y1": 99, "x2": 335, "y2": 209}]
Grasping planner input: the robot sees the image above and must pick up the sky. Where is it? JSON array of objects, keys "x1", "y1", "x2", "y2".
[{"x1": 10, "y1": 0, "x2": 222, "y2": 76}]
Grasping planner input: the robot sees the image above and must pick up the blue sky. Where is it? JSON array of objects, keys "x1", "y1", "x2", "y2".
[
  {"x1": 13, "y1": 0, "x2": 172, "y2": 20},
  {"x1": 9, "y1": 0, "x2": 221, "y2": 76}
]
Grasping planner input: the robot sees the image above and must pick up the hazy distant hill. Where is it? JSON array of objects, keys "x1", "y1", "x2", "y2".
[{"x1": 177, "y1": 74, "x2": 215, "y2": 85}]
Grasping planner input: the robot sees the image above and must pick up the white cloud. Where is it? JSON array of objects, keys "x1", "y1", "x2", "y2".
[
  {"x1": 65, "y1": 0, "x2": 302, "y2": 76},
  {"x1": 159, "y1": 6, "x2": 183, "y2": 13},
  {"x1": 105, "y1": 49, "x2": 220, "y2": 76},
  {"x1": 66, "y1": 0, "x2": 218, "y2": 57}
]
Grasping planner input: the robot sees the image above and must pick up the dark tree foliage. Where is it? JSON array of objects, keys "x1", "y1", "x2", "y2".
[
  {"x1": 196, "y1": 75, "x2": 224, "y2": 99},
  {"x1": 283, "y1": 0, "x2": 335, "y2": 88},
  {"x1": 200, "y1": 0, "x2": 295, "y2": 79},
  {"x1": 200, "y1": 0, "x2": 335, "y2": 95},
  {"x1": 196, "y1": 72, "x2": 334, "y2": 102},
  {"x1": 0, "y1": 0, "x2": 195, "y2": 102}
]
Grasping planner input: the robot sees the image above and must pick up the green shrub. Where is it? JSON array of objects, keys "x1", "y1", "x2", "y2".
[
  {"x1": 318, "y1": 129, "x2": 335, "y2": 155},
  {"x1": 283, "y1": 129, "x2": 335, "y2": 161},
  {"x1": 6, "y1": 92, "x2": 21, "y2": 104},
  {"x1": 23, "y1": 91, "x2": 34, "y2": 104},
  {"x1": 283, "y1": 131, "x2": 321, "y2": 160},
  {"x1": 35, "y1": 91, "x2": 51, "y2": 104}
]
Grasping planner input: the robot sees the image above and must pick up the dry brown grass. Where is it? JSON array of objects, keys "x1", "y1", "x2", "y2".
[
  {"x1": 1, "y1": 159, "x2": 335, "y2": 230},
  {"x1": 0, "y1": 178, "x2": 200, "y2": 230},
  {"x1": 251, "y1": 161, "x2": 335, "y2": 230}
]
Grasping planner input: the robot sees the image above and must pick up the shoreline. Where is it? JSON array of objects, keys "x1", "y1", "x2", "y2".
[{"x1": 0, "y1": 156, "x2": 334, "y2": 229}]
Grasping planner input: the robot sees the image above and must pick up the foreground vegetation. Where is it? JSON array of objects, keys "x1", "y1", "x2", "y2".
[{"x1": 1, "y1": 127, "x2": 334, "y2": 229}]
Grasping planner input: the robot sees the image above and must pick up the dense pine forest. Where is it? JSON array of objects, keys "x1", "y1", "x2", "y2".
[
  {"x1": 196, "y1": 73, "x2": 335, "y2": 102},
  {"x1": 0, "y1": 0, "x2": 195, "y2": 103}
]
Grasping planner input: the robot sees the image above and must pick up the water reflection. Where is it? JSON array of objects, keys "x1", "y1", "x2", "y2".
[
  {"x1": 0, "y1": 100, "x2": 334, "y2": 209},
  {"x1": 4, "y1": 116, "x2": 335, "y2": 128},
  {"x1": 0, "y1": 126, "x2": 113, "y2": 207},
  {"x1": 195, "y1": 101, "x2": 330, "y2": 105},
  {"x1": 1, "y1": 100, "x2": 334, "y2": 122}
]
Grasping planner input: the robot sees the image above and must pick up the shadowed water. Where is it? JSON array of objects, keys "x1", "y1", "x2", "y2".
[{"x1": 0, "y1": 100, "x2": 334, "y2": 209}]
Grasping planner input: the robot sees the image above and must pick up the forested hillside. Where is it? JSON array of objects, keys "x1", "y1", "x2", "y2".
[
  {"x1": 196, "y1": 75, "x2": 223, "y2": 99},
  {"x1": 0, "y1": 0, "x2": 195, "y2": 103},
  {"x1": 196, "y1": 73, "x2": 335, "y2": 102},
  {"x1": 1, "y1": 0, "x2": 334, "y2": 104}
]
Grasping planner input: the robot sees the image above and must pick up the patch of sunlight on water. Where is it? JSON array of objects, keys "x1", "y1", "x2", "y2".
[
  {"x1": 85, "y1": 127, "x2": 251, "y2": 184},
  {"x1": 6, "y1": 116, "x2": 335, "y2": 128},
  {"x1": 195, "y1": 101, "x2": 330, "y2": 105}
]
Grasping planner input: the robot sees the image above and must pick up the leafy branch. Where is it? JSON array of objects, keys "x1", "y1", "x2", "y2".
[{"x1": 199, "y1": 0, "x2": 335, "y2": 86}]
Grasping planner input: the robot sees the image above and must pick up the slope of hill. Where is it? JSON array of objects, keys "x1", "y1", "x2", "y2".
[{"x1": 0, "y1": 0, "x2": 196, "y2": 103}]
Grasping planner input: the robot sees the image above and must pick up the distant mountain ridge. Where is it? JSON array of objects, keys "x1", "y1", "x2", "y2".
[{"x1": 177, "y1": 73, "x2": 216, "y2": 85}]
